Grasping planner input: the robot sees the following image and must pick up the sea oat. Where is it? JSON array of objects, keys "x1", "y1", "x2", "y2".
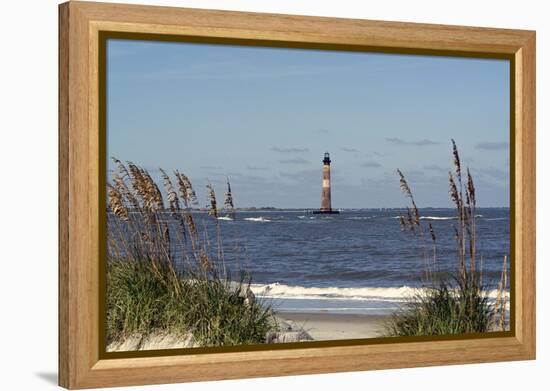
[
  {"x1": 467, "y1": 168, "x2": 476, "y2": 207},
  {"x1": 428, "y1": 222, "x2": 436, "y2": 242},
  {"x1": 141, "y1": 169, "x2": 164, "y2": 212},
  {"x1": 224, "y1": 178, "x2": 236, "y2": 219},
  {"x1": 160, "y1": 168, "x2": 180, "y2": 212},
  {"x1": 175, "y1": 170, "x2": 197, "y2": 207},
  {"x1": 206, "y1": 184, "x2": 218, "y2": 219},
  {"x1": 107, "y1": 184, "x2": 128, "y2": 221},
  {"x1": 451, "y1": 139, "x2": 462, "y2": 184},
  {"x1": 397, "y1": 169, "x2": 413, "y2": 199},
  {"x1": 448, "y1": 172, "x2": 461, "y2": 210}
]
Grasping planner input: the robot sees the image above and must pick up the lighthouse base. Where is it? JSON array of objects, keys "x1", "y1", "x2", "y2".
[{"x1": 312, "y1": 209, "x2": 340, "y2": 214}]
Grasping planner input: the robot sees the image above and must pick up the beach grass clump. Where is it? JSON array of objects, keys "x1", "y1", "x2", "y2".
[
  {"x1": 106, "y1": 159, "x2": 276, "y2": 347},
  {"x1": 384, "y1": 283, "x2": 493, "y2": 337},
  {"x1": 182, "y1": 275, "x2": 276, "y2": 346},
  {"x1": 106, "y1": 259, "x2": 183, "y2": 343},
  {"x1": 106, "y1": 259, "x2": 276, "y2": 346},
  {"x1": 387, "y1": 140, "x2": 508, "y2": 337}
]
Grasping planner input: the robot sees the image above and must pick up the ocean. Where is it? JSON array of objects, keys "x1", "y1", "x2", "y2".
[{"x1": 108, "y1": 208, "x2": 510, "y2": 316}]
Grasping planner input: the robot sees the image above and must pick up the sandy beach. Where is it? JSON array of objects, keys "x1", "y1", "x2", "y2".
[
  {"x1": 108, "y1": 313, "x2": 390, "y2": 351},
  {"x1": 278, "y1": 312, "x2": 389, "y2": 341}
]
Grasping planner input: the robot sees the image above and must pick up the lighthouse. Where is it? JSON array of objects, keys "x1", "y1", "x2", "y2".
[{"x1": 313, "y1": 152, "x2": 339, "y2": 214}]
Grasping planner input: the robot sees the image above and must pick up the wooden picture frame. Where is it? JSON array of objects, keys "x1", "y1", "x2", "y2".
[{"x1": 59, "y1": 1, "x2": 536, "y2": 388}]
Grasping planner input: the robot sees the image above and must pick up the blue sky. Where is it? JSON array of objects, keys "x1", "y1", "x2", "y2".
[{"x1": 107, "y1": 39, "x2": 510, "y2": 208}]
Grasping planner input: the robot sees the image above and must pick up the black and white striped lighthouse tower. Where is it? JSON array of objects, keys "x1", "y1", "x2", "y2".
[{"x1": 314, "y1": 152, "x2": 339, "y2": 214}]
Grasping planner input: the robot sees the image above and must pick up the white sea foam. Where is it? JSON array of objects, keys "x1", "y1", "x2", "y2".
[
  {"x1": 249, "y1": 283, "x2": 416, "y2": 301},
  {"x1": 217, "y1": 216, "x2": 234, "y2": 221},
  {"x1": 297, "y1": 215, "x2": 306, "y2": 219},
  {"x1": 485, "y1": 288, "x2": 511, "y2": 300},
  {"x1": 395, "y1": 215, "x2": 485, "y2": 221},
  {"x1": 346, "y1": 216, "x2": 372, "y2": 220},
  {"x1": 249, "y1": 282, "x2": 509, "y2": 302},
  {"x1": 243, "y1": 217, "x2": 271, "y2": 222},
  {"x1": 419, "y1": 216, "x2": 456, "y2": 221}
]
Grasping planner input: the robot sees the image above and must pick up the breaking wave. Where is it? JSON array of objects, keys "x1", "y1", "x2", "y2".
[
  {"x1": 217, "y1": 216, "x2": 234, "y2": 221},
  {"x1": 250, "y1": 283, "x2": 415, "y2": 301},
  {"x1": 243, "y1": 217, "x2": 271, "y2": 222},
  {"x1": 419, "y1": 216, "x2": 456, "y2": 221},
  {"x1": 395, "y1": 215, "x2": 484, "y2": 221},
  {"x1": 249, "y1": 283, "x2": 508, "y2": 302}
]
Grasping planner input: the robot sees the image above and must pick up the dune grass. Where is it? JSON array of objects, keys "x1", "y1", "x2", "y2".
[
  {"x1": 384, "y1": 283, "x2": 493, "y2": 337},
  {"x1": 387, "y1": 140, "x2": 508, "y2": 337},
  {"x1": 106, "y1": 159, "x2": 277, "y2": 347},
  {"x1": 106, "y1": 259, "x2": 276, "y2": 347}
]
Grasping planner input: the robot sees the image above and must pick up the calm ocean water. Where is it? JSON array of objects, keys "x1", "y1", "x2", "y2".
[{"x1": 108, "y1": 208, "x2": 510, "y2": 315}]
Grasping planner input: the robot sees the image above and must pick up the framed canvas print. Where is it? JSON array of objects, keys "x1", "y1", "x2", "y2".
[{"x1": 58, "y1": 1, "x2": 536, "y2": 389}]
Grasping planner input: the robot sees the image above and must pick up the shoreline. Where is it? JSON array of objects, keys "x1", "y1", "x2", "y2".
[{"x1": 278, "y1": 312, "x2": 389, "y2": 341}]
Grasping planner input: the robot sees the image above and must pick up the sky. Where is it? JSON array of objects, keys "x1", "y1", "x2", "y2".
[{"x1": 107, "y1": 39, "x2": 510, "y2": 209}]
